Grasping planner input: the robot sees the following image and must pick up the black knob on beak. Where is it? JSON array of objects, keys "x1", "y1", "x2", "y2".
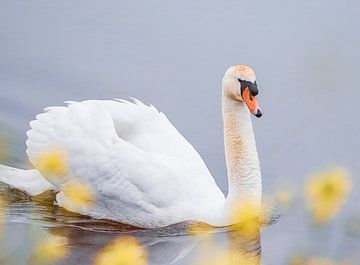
[{"x1": 255, "y1": 109, "x2": 262, "y2": 118}]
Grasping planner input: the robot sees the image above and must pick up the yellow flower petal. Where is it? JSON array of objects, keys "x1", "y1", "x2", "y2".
[
  {"x1": 34, "y1": 148, "x2": 69, "y2": 178},
  {"x1": 228, "y1": 199, "x2": 261, "y2": 239},
  {"x1": 192, "y1": 250, "x2": 258, "y2": 265},
  {"x1": 62, "y1": 181, "x2": 95, "y2": 211},
  {"x1": 290, "y1": 255, "x2": 307, "y2": 265},
  {"x1": 305, "y1": 167, "x2": 352, "y2": 223},
  {"x1": 95, "y1": 236, "x2": 148, "y2": 265},
  {"x1": 32, "y1": 235, "x2": 69, "y2": 264},
  {"x1": 275, "y1": 188, "x2": 296, "y2": 208},
  {"x1": 307, "y1": 257, "x2": 337, "y2": 265}
]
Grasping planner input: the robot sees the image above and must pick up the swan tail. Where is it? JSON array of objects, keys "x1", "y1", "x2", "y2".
[{"x1": 0, "y1": 164, "x2": 55, "y2": 196}]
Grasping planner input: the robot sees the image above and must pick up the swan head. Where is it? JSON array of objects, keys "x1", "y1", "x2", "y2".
[{"x1": 222, "y1": 65, "x2": 262, "y2": 118}]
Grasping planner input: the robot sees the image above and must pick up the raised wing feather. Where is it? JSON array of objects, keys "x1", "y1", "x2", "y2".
[{"x1": 90, "y1": 99, "x2": 209, "y2": 167}]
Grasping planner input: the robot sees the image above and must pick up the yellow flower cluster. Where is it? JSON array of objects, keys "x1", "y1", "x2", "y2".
[
  {"x1": 95, "y1": 236, "x2": 148, "y2": 265},
  {"x1": 305, "y1": 167, "x2": 352, "y2": 223}
]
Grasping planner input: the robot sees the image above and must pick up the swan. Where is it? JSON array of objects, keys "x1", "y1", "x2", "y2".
[{"x1": 0, "y1": 65, "x2": 263, "y2": 228}]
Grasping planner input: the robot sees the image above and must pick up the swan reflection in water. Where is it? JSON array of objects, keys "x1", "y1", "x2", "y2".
[
  {"x1": 0, "y1": 186, "x2": 277, "y2": 265},
  {"x1": 25, "y1": 222, "x2": 262, "y2": 265}
]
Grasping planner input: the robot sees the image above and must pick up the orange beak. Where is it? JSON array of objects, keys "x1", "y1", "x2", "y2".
[{"x1": 242, "y1": 87, "x2": 262, "y2": 117}]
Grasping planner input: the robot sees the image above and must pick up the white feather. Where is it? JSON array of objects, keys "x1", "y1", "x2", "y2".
[{"x1": 0, "y1": 165, "x2": 55, "y2": 196}]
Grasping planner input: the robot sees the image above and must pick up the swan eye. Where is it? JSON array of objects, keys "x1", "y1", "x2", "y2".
[
  {"x1": 239, "y1": 78, "x2": 255, "y2": 95},
  {"x1": 238, "y1": 78, "x2": 246, "y2": 95}
]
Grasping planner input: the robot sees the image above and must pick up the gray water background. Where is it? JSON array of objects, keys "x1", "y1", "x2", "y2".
[{"x1": 0, "y1": 0, "x2": 359, "y2": 264}]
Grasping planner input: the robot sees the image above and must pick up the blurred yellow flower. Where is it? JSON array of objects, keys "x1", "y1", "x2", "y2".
[
  {"x1": 275, "y1": 187, "x2": 296, "y2": 208},
  {"x1": 32, "y1": 235, "x2": 69, "y2": 264},
  {"x1": 229, "y1": 199, "x2": 261, "y2": 239},
  {"x1": 290, "y1": 255, "x2": 340, "y2": 265},
  {"x1": 192, "y1": 250, "x2": 258, "y2": 265},
  {"x1": 290, "y1": 256, "x2": 355, "y2": 265},
  {"x1": 63, "y1": 181, "x2": 95, "y2": 211},
  {"x1": 229, "y1": 252, "x2": 259, "y2": 265},
  {"x1": 192, "y1": 251, "x2": 228, "y2": 265},
  {"x1": 307, "y1": 257, "x2": 337, "y2": 265},
  {"x1": 290, "y1": 255, "x2": 307, "y2": 265},
  {"x1": 95, "y1": 236, "x2": 148, "y2": 265},
  {"x1": 34, "y1": 148, "x2": 69, "y2": 178},
  {"x1": 305, "y1": 167, "x2": 352, "y2": 223}
]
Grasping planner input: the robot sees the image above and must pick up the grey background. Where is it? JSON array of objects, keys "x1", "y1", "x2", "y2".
[{"x1": 0, "y1": 0, "x2": 359, "y2": 264}]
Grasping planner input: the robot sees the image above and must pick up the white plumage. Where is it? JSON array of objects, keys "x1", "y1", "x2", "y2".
[{"x1": 25, "y1": 99, "x2": 225, "y2": 227}]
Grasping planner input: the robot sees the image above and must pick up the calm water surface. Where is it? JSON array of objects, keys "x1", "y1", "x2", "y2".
[{"x1": 0, "y1": 182, "x2": 269, "y2": 265}]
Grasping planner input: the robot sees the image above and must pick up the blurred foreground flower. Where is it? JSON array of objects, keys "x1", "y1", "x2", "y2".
[
  {"x1": 32, "y1": 235, "x2": 69, "y2": 264},
  {"x1": 229, "y1": 199, "x2": 261, "y2": 239},
  {"x1": 290, "y1": 255, "x2": 307, "y2": 265},
  {"x1": 62, "y1": 181, "x2": 95, "y2": 211},
  {"x1": 305, "y1": 167, "x2": 352, "y2": 223},
  {"x1": 274, "y1": 185, "x2": 296, "y2": 208},
  {"x1": 305, "y1": 257, "x2": 336, "y2": 265},
  {"x1": 192, "y1": 252, "x2": 229, "y2": 265},
  {"x1": 34, "y1": 148, "x2": 69, "y2": 178},
  {"x1": 95, "y1": 236, "x2": 148, "y2": 265},
  {"x1": 290, "y1": 255, "x2": 352, "y2": 265}
]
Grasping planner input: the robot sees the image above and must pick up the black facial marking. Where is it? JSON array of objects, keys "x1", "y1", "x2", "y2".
[{"x1": 238, "y1": 78, "x2": 258, "y2": 96}]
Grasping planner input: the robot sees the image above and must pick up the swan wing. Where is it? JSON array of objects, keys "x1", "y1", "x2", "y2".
[
  {"x1": 92, "y1": 99, "x2": 208, "y2": 167},
  {"x1": 26, "y1": 99, "x2": 224, "y2": 227}
]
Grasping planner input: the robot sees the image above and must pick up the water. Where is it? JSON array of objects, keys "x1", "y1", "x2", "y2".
[
  {"x1": 0, "y1": 183, "x2": 269, "y2": 265},
  {"x1": 0, "y1": 0, "x2": 360, "y2": 264}
]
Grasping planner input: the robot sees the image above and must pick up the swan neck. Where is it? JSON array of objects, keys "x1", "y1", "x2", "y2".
[{"x1": 222, "y1": 95, "x2": 262, "y2": 207}]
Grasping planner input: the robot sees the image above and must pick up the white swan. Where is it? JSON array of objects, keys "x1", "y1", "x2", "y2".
[{"x1": 0, "y1": 65, "x2": 262, "y2": 228}]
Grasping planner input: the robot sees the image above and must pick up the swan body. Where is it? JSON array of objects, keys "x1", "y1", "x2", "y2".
[{"x1": 0, "y1": 65, "x2": 262, "y2": 228}]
